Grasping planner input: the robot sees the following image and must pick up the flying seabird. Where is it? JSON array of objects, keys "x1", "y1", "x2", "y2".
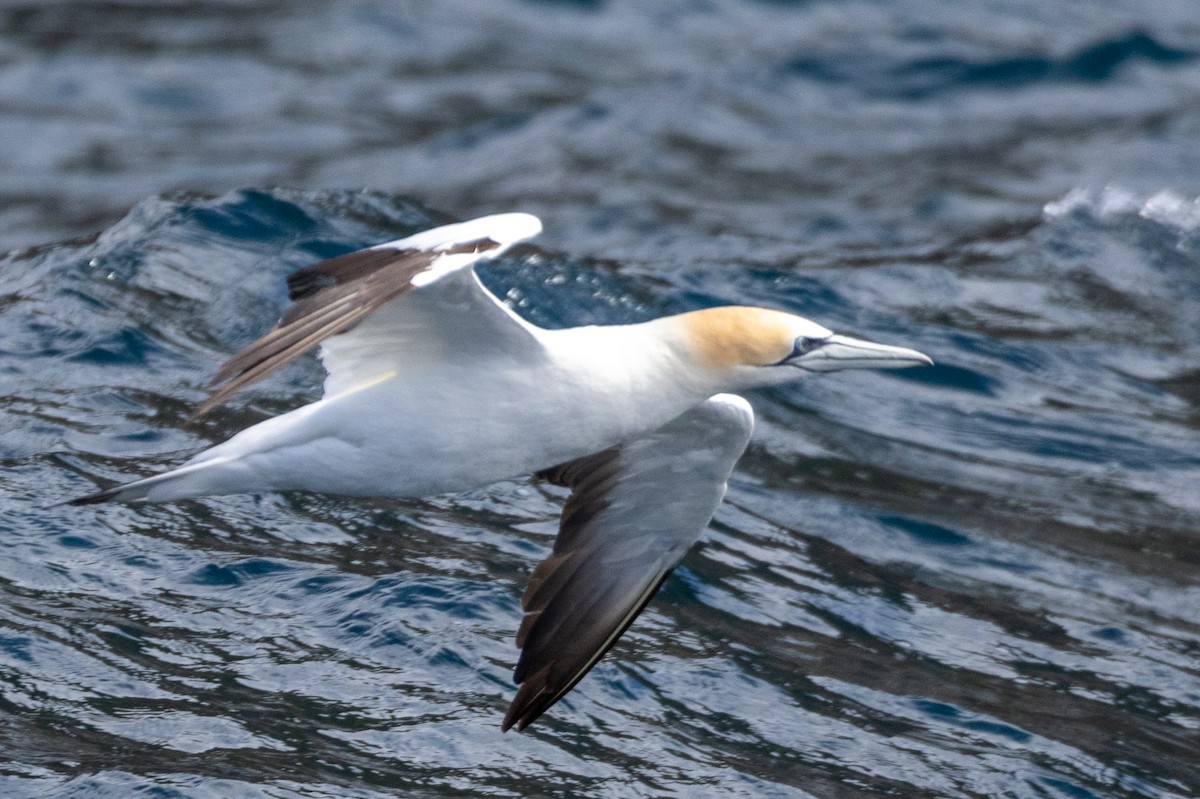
[{"x1": 71, "y1": 213, "x2": 932, "y2": 731}]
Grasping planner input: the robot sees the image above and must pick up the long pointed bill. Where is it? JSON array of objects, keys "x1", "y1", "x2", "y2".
[{"x1": 797, "y1": 333, "x2": 933, "y2": 372}]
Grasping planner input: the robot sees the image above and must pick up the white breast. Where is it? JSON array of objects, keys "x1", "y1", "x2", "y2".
[{"x1": 215, "y1": 320, "x2": 708, "y2": 498}]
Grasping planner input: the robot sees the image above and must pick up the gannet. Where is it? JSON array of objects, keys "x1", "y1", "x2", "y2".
[{"x1": 71, "y1": 212, "x2": 931, "y2": 731}]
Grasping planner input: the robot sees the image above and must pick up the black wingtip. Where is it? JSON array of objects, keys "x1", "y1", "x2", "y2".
[
  {"x1": 500, "y1": 698, "x2": 521, "y2": 733},
  {"x1": 499, "y1": 709, "x2": 530, "y2": 733},
  {"x1": 501, "y1": 687, "x2": 538, "y2": 733},
  {"x1": 502, "y1": 672, "x2": 562, "y2": 733}
]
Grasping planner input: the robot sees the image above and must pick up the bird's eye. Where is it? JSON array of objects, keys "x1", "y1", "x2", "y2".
[
  {"x1": 771, "y1": 335, "x2": 827, "y2": 366},
  {"x1": 794, "y1": 336, "x2": 824, "y2": 356}
]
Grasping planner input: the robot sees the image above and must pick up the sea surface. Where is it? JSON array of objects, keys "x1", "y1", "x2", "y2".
[{"x1": 1, "y1": 2, "x2": 1199, "y2": 798}]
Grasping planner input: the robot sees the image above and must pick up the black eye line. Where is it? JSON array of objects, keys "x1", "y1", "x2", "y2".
[
  {"x1": 770, "y1": 335, "x2": 827, "y2": 366},
  {"x1": 796, "y1": 336, "x2": 823, "y2": 354}
]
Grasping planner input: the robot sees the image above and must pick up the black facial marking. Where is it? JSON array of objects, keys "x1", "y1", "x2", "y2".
[
  {"x1": 770, "y1": 334, "x2": 829, "y2": 366},
  {"x1": 795, "y1": 336, "x2": 824, "y2": 355}
]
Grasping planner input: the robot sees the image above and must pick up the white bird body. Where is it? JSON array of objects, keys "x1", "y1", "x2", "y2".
[
  {"x1": 72, "y1": 212, "x2": 931, "y2": 730},
  {"x1": 141, "y1": 317, "x2": 730, "y2": 501}
]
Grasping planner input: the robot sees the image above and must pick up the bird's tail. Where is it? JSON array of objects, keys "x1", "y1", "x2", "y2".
[{"x1": 69, "y1": 457, "x2": 239, "y2": 505}]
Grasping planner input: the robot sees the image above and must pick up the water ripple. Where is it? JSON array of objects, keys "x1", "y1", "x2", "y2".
[{"x1": 1, "y1": 1, "x2": 1199, "y2": 796}]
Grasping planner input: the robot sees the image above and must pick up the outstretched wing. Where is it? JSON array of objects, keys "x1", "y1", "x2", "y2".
[
  {"x1": 504, "y1": 394, "x2": 754, "y2": 732},
  {"x1": 195, "y1": 212, "x2": 543, "y2": 415}
]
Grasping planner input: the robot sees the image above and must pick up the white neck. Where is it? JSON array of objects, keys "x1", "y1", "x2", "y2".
[{"x1": 533, "y1": 318, "x2": 720, "y2": 450}]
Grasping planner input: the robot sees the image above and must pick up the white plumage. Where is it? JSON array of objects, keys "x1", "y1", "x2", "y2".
[{"x1": 72, "y1": 213, "x2": 931, "y2": 730}]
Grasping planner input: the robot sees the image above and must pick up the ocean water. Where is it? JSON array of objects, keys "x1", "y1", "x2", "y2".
[{"x1": 1, "y1": 2, "x2": 1199, "y2": 798}]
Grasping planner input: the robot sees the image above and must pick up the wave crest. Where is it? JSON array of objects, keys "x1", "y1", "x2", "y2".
[{"x1": 1044, "y1": 186, "x2": 1200, "y2": 233}]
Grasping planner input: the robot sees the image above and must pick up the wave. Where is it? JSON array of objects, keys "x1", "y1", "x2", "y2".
[{"x1": 1044, "y1": 186, "x2": 1200, "y2": 233}]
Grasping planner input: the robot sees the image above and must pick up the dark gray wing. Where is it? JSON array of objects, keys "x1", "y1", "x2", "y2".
[
  {"x1": 194, "y1": 213, "x2": 542, "y2": 416},
  {"x1": 504, "y1": 394, "x2": 754, "y2": 732}
]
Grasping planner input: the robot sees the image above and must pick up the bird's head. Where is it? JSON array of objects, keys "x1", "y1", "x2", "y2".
[{"x1": 673, "y1": 306, "x2": 932, "y2": 391}]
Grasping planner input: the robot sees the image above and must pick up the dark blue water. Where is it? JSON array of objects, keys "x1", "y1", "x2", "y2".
[{"x1": 2, "y1": 2, "x2": 1199, "y2": 797}]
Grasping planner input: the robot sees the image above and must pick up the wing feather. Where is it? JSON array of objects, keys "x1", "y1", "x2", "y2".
[
  {"x1": 193, "y1": 214, "x2": 541, "y2": 416},
  {"x1": 504, "y1": 394, "x2": 754, "y2": 732}
]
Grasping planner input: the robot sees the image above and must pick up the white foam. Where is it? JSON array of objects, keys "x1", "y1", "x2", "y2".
[{"x1": 1044, "y1": 186, "x2": 1200, "y2": 233}]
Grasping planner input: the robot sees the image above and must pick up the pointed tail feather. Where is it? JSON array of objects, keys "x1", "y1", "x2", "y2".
[
  {"x1": 68, "y1": 457, "x2": 238, "y2": 505},
  {"x1": 69, "y1": 483, "x2": 139, "y2": 505}
]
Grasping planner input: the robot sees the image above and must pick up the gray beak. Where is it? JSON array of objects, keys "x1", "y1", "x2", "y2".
[{"x1": 796, "y1": 333, "x2": 933, "y2": 372}]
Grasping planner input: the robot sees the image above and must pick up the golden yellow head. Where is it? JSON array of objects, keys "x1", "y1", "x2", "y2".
[
  {"x1": 675, "y1": 306, "x2": 831, "y2": 370},
  {"x1": 669, "y1": 305, "x2": 931, "y2": 385}
]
